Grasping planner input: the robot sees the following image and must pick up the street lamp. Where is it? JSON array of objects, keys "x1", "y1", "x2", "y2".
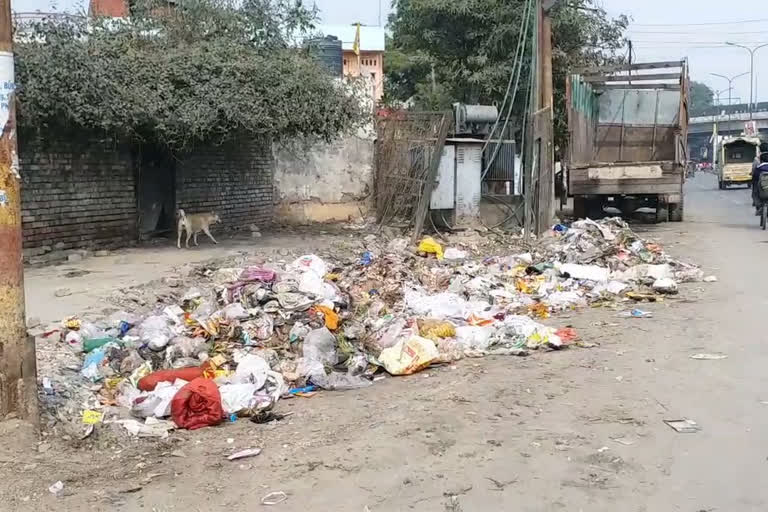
[
  {"x1": 711, "y1": 71, "x2": 750, "y2": 132},
  {"x1": 725, "y1": 42, "x2": 768, "y2": 119}
]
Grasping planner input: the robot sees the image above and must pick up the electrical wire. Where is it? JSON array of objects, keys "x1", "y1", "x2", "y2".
[
  {"x1": 481, "y1": 0, "x2": 534, "y2": 156},
  {"x1": 480, "y1": 0, "x2": 535, "y2": 181}
]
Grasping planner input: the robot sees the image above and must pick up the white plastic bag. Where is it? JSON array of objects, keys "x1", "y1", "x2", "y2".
[
  {"x1": 289, "y1": 255, "x2": 328, "y2": 278},
  {"x1": 444, "y1": 248, "x2": 468, "y2": 260},
  {"x1": 652, "y1": 278, "x2": 679, "y2": 294},
  {"x1": 233, "y1": 354, "x2": 270, "y2": 389},
  {"x1": 131, "y1": 380, "x2": 185, "y2": 418},
  {"x1": 559, "y1": 263, "x2": 609, "y2": 282},
  {"x1": 139, "y1": 315, "x2": 172, "y2": 351},
  {"x1": 219, "y1": 383, "x2": 259, "y2": 414},
  {"x1": 220, "y1": 303, "x2": 249, "y2": 321},
  {"x1": 299, "y1": 270, "x2": 325, "y2": 297},
  {"x1": 455, "y1": 325, "x2": 496, "y2": 350},
  {"x1": 405, "y1": 289, "x2": 467, "y2": 318},
  {"x1": 303, "y1": 328, "x2": 337, "y2": 367}
]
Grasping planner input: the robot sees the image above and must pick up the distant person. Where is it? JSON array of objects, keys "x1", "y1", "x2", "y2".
[{"x1": 752, "y1": 152, "x2": 768, "y2": 214}]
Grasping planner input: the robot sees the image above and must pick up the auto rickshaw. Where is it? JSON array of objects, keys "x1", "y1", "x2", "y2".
[{"x1": 718, "y1": 136, "x2": 761, "y2": 189}]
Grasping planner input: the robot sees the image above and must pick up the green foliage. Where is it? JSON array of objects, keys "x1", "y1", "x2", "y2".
[
  {"x1": 689, "y1": 81, "x2": 715, "y2": 116},
  {"x1": 385, "y1": 0, "x2": 628, "y2": 145},
  {"x1": 15, "y1": 0, "x2": 366, "y2": 152}
]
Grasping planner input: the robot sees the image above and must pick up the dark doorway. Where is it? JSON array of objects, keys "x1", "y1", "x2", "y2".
[{"x1": 136, "y1": 148, "x2": 176, "y2": 240}]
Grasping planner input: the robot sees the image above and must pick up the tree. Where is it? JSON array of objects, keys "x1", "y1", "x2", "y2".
[
  {"x1": 385, "y1": 0, "x2": 628, "y2": 144},
  {"x1": 14, "y1": 0, "x2": 366, "y2": 152},
  {"x1": 689, "y1": 81, "x2": 715, "y2": 116}
]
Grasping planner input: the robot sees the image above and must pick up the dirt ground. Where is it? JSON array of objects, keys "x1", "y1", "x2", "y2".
[{"x1": 3, "y1": 172, "x2": 766, "y2": 511}]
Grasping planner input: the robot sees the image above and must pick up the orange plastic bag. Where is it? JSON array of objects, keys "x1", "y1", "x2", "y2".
[
  {"x1": 138, "y1": 367, "x2": 204, "y2": 392},
  {"x1": 313, "y1": 305, "x2": 339, "y2": 330},
  {"x1": 171, "y1": 378, "x2": 224, "y2": 430}
]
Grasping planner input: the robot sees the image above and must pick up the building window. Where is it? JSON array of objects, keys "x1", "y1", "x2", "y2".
[{"x1": 343, "y1": 59, "x2": 347, "y2": 66}]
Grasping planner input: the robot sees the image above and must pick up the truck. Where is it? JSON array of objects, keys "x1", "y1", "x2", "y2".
[
  {"x1": 565, "y1": 60, "x2": 689, "y2": 222},
  {"x1": 716, "y1": 135, "x2": 761, "y2": 189}
]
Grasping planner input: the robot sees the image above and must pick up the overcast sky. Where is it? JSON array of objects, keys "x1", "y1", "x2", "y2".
[{"x1": 14, "y1": 0, "x2": 768, "y2": 104}]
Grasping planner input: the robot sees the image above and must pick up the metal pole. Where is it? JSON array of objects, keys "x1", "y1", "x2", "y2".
[
  {"x1": 0, "y1": 0, "x2": 37, "y2": 423},
  {"x1": 750, "y1": 49, "x2": 755, "y2": 119},
  {"x1": 711, "y1": 72, "x2": 749, "y2": 134},
  {"x1": 726, "y1": 43, "x2": 768, "y2": 120}
]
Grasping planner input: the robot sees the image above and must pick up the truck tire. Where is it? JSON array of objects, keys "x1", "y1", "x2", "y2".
[
  {"x1": 573, "y1": 197, "x2": 587, "y2": 219},
  {"x1": 669, "y1": 199, "x2": 684, "y2": 222},
  {"x1": 656, "y1": 199, "x2": 669, "y2": 223},
  {"x1": 586, "y1": 197, "x2": 604, "y2": 220}
]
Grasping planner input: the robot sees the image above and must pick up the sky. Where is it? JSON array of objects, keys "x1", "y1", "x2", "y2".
[{"x1": 13, "y1": 0, "x2": 768, "y2": 104}]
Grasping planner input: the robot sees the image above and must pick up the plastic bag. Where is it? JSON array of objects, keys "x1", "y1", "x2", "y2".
[
  {"x1": 559, "y1": 263, "x2": 609, "y2": 282},
  {"x1": 444, "y1": 248, "x2": 468, "y2": 260},
  {"x1": 120, "y1": 350, "x2": 146, "y2": 374},
  {"x1": 652, "y1": 278, "x2": 679, "y2": 294},
  {"x1": 310, "y1": 371, "x2": 372, "y2": 391},
  {"x1": 405, "y1": 289, "x2": 467, "y2": 318},
  {"x1": 138, "y1": 367, "x2": 204, "y2": 392},
  {"x1": 131, "y1": 380, "x2": 185, "y2": 418},
  {"x1": 303, "y1": 328, "x2": 337, "y2": 367},
  {"x1": 171, "y1": 378, "x2": 224, "y2": 430},
  {"x1": 455, "y1": 325, "x2": 496, "y2": 350},
  {"x1": 81, "y1": 349, "x2": 107, "y2": 381},
  {"x1": 248, "y1": 314, "x2": 274, "y2": 342},
  {"x1": 289, "y1": 255, "x2": 328, "y2": 278},
  {"x1": 313, "y1": 305, "x2": 339, "y2": 330},
  {"x1": 289, "y1": 322, "x2": 310, "y2": 342},
  {"x1": 219, "y1": 303, "x2": 249, "y2": 321},
  {"x1": 417, "y1": 237, "x2": 444, "y2": 260},
  {"x1": 65, "y1": 330, "x2": 83, "y2": 351},
  {"x1": 277, "y1": 292, "x2": 315, "y2": 311},
  {"x1": 219, "y1": 383, "x2": 260, "y2": 414},
  {"x1": 298, "y1": 270, "x2": 325, "y2": 297},
  {"x1": 139, "y1": 315, "x2": 172, "y2": 351},
  {"x1": 379, "y1": 335, "x2": 439, "y2": 376},
  {"x1": 233, "y1": 354, "x2": 270, "y2": 389}
]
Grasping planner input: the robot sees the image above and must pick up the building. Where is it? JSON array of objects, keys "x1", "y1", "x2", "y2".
[{"x1": 319, "y1": 24, "x2": 386, "y2": 102}]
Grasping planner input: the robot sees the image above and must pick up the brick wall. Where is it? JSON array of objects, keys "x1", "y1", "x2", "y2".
[
  {"x1": 20, "y1": 138, "x2": 137, "y2": 251},
  {"x1": 176, "y1": 136, "x2": 274, "y2": 230}
]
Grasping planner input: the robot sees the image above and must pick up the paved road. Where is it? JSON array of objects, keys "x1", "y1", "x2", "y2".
[{"x1": 8, "y1": 171, "x2": 768, "y2": 512}]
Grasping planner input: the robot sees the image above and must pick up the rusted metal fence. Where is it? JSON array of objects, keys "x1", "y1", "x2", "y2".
[{"x1": 374, "y1": 111, "x2": 452, "y2": 239}]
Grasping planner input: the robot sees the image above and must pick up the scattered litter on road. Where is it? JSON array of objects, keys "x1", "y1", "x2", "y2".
[
  {"x1": 620, "y1": 309, "x2": 653, "y2": 318},
  {"x1": 690, "y1": 353, "x2": 727, "y2": 360},
  {"x1": 32, "y1": 217, "x2": 706, "y2": 442},
  {"x1": 612, "y1": 437, "x2": 635, "y2": 446},
  {"x1": 262, "y1": 491, "x2": 288, "y2": 505},
  {"x1": 48, "y1": 481, "x2": 64, "y2": 495},
  {"x1": 703, "y1": 275, "x2": 718, "y2": 283},
  {"x1": 664, "y1": 419, "x2": 701, "y2": 433},
  {"x1": 227, "y1": 448, "x2": 262, "y2": 461}
]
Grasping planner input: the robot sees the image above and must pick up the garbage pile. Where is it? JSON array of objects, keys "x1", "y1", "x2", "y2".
[{"x1": 37, "y1": 218, "x2": 708, "y2": 438}]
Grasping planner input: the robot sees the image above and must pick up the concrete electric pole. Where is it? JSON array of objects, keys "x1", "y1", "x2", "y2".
[{"x1": 0, "y1": 0, "x2": 37, "y2": 423}]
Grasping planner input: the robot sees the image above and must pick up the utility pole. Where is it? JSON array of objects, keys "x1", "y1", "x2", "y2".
[
  {"x1": 711, "y1": 71, "x2": 749, "y2": 134},
  {"x1": 0, "y1": 0, "x2": 37, "y2": 423},
  {"x1": 726, "y1": 42, "x2": 768, "y2": 120}
]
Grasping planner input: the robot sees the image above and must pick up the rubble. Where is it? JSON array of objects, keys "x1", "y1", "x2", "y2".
[{"x1": 35, "y1": 217, "x2": 705, "y2": 440}]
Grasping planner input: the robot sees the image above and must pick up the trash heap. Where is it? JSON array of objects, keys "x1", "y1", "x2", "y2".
[{"x1": 38, "y1": 217, "x2": 708, "y2": 438}]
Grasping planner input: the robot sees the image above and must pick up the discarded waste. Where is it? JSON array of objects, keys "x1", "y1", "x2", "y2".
[
  {"x1": 620, "y1": 309, "x2": 653, "y2": 318},
  {"x1": 48, "y1": 481, "x2": 64, "y2": 495},
  {"x1": 33, "y1": 218, "x2": 706, "y2": 440},
  {"x1": 262, "y1": 491, "x2": 288, "y2": 505},
  {"x1": 664, "y1": 419, "x2": 701, "y2": 433},
  {"x1": 227, "y1": 448, "x2": 262, "y2": 461},
  {"x1": 690, "y1": 353, "x2": 727, "y2": 360}
]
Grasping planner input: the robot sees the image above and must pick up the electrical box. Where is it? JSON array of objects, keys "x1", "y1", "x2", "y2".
[
  {"x1": 430, "y1": 145, "x2": 456, "y2": 210},
  {"x1": 430, "y1": 139, "x2": 484, "y2": 227}
]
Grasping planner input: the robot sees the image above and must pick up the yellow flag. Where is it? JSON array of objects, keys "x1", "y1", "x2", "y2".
[{"x1": 353, "y1": 23, "x2": 361, "y2": 56}]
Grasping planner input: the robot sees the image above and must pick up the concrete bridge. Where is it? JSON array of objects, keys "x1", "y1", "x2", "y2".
[{"x1": 689, "y1": 105, "x2": 768, "y2": 160}]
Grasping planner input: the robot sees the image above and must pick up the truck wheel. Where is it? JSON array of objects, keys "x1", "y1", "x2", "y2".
[
  {"x1": 656, "y1": 199, "x2": 669, "y2": 223},
  {"x1": 586, "y1": 198, "x2": 604, "y2": 219},
  {"x1": 573, "y1": 197, "x2": 587, "y2": 219},
  {"x1": 669, "y1": 200, "x2": 684, "y2": 222}
]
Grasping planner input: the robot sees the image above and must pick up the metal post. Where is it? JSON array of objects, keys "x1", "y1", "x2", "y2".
[
  {"x1": 725, "y1": 42, "x2": 768, "y2": 120},
  {"x1": 0, "y1": 0, "x2": 37, "y2": 423}
]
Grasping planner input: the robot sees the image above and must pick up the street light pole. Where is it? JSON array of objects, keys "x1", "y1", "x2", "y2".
[
  {"x1": 711, "y1": 71, "x2": 750, "y2": 133},
  {"x1": 726, "y1": 42, "x2": 768, "y2": 119}
]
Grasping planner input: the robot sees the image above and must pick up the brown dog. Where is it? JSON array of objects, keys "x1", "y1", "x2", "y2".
[{"x1": 176, "y1": 209, "x2": 221, "y2": 249}]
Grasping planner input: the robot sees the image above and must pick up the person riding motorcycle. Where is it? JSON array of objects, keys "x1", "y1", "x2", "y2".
[{"x1": 752, "y1": 152, "x2": 768, "y2": 214}]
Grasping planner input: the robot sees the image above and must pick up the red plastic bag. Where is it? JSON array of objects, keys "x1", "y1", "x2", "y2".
[
  {"x1": 171, "y1": 378, "x2": 224, "y2": 430},
  {"x1": 138, "y1": 367, "x2": 204, "y2": 391}
]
